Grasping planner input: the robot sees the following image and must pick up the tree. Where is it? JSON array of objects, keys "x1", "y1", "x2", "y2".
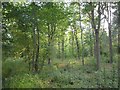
[
  {"x1": 118, "y1": 2, "x2": 120, "y2": 55},
  {"x1": 90, "y1": 2, "x2": 101, "y2": 70},
  {"x1": 117, "y1": 2, "x2": 120, "y2": 89},
  {"x1": 79, "y1": 3, "x2": 84, "y2": 65},
  {"x1": 106, "y1": 3, "x2": 113, "y2": 63}
]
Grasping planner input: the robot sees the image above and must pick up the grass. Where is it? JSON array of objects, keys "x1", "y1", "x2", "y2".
[{"x1": 2, "y1": 57, "x2": 118, "y2": 88}]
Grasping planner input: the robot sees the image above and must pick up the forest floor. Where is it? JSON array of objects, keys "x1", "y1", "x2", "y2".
[{"x1": 3, "y1": 57, "x2": 118, "y2": 88}]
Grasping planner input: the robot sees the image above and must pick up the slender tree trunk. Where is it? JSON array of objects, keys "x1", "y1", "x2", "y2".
[
  {"x1": 108, "y1": 22, "x2": 113, "y2": 63},
  {"x1": 32, "y1": 25, "x2": 36, "y2": 72},
  {"x1": 118, "y1": 28, "x2": 120, "y2": 54},
  {"x1": 117, "y1": 2, "x2": 120, "y2": 89},
  {"x1": 97, "y1": 3, "x2": 101, "y2": 70},
  {"x1": 91, "y1": 2, "x2": 101, "y2": 70},
  {"x1": 47, "y1": 23, "x2": 51, "y2": 64},
  {"x1": 71, "y1": 30, "x2": 74, "y2": 57},
  {"x1": 31, "y1": 2, "x2": 37, "y2": 72},
  {"x1": 118, "y1": 2, "x2": 120, "y2": 53},
  {"x1": 95, "y1": 29, "x2": 100, "y2": 70},
  {"x1": 35, "y1": 26, "x2": 40, "y2": 72},
  {"x1": 61, "y1": 35, "x2": 64, "y2": 60},
  {"x1": 93, "y1": 30, "x2": 96, "y2": 58},
  {"x1": 79, "y1": 3, "x2": 84, "y2": 65},
  {"x1": 118, "y1": 2, "x2": 120, "y2": 54},
  {"x1": 107, "y1": 3, "x2": 113, "y2": 63},
  {"x1": 58, "y1": 38, "x2": 61, "y2": 59},
  {"x1": 90, "y1": 28, "x2": 93, "y2": 56},
  {"x1": 69, "y1": 36, "x2": 72, "y2": 57},
  {"x1": 118, "y1": 26, "x2": 120, "y2": 90},
  {"x1": 81, "y1": 32, "x2": 84, "y2": 65},
  {"x1": 91, "y1": 3, "x2": 97, "y2": 67},
  {"x1": 73, "y1": 26, "x2": 80, "y2": 60}
]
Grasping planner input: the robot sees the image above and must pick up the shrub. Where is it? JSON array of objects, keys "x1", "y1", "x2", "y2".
[
  {"x1": 5, "y1": 73, "x2": 40, "y2": 88},
  {"x1": 2, "y1": 58, "x2": 27, "y2": 79}
]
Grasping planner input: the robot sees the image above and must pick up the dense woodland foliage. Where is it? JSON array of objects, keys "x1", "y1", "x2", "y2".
[{"x1": 2, "y1": 1, "x2": 120, "y2": 88}]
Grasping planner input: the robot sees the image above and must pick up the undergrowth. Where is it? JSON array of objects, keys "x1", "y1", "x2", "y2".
[{"x1": 2, "y1": 57, "x2": 118, "y2": 88}]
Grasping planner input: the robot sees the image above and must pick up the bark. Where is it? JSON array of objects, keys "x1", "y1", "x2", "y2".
[
  {"x1": 96, "y1": 3, "x2": 101, "y2": 70},
  {"x1": 118, "y1": 2, "x2": 120, "y2": 89},
  {"x1": 118, "y1": 2, "x2": 120, "y2": 54},
  {"x1": 61, "y1": 35, "x2": 64, "y2": 60},
  {"x1": 79, "y1": 3, "x2": 84, "y2": 65},
  {"x1": 91, "y1": 2, "x2": 101, "y2": 70},
  {"x1": 118, "y1": 27, "x2": 120, "y2": 89},
  {"x1": 69, "y1": 37, "x2": 71, "y2": 56},
  {"x1": 32, "y1": 25, "x2": 36, "y2": 72},
  {"x1": 90, "y1": 29, "x2": 93, "y2": 56},
  {"x1": 108, "y1": 22, "x2": 113, "y2": 63},
  {"x1": 71, "y1": 30, "x2": 74, "y2": 57},
  {"x1": 118, "y1": 27, "x2": 120, "y2": 54},
  {"x1": 47, "y1": 23, "x2": 51, "y2": 64},
  {"x1": 90, "y1": 4, "x2": 96, "y2": 58},
  {"x1": 95, "y1": 29, "x2": 100, "y2": 70},
  {"x1": 107, "y1": 3, "x2": 113, "y2": 63},
  {"x1": 93, "y1": 30, "x2": 96, "y2": 58},
  {"x1": 58, "y1": 38, "x2": 61, "y2": 59},
  {"x1": 31, "y1": 2, "x2": 38, "y2": 72},
  {"x1": 35, "y1": 26, "x2": 40, "y2": 72},
  {"x1": 73, "y1": 26, "x2": 80, "y2": 60}
]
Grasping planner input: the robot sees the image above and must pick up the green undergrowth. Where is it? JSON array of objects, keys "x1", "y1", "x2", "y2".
[{"x1": 3, "y1": 57, "x2": 118, "y2": 88}]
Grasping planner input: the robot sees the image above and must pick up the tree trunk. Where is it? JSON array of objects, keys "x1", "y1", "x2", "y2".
[
  {"x1": 95, "y1": 30, "x2": 100, "y2": 70},
  {"x1": 71, "y1": 30, "x2": 74, "y2": 57},
  {"x1": 108, "y1": 23, "x2": 113, "y2": 63},
  {"x1": 118, "y1": 2, "x2": 120, "y2": 54},
  {"x1": 61, "y1": 35, "x2": 64, "y2": 60},
  {"x1": 118, "y1": 27, "x2": 120, "y2": 54},
  {"x1": 93, "y1": 30, "x2": 96, "y2": 58},
  {"x1": 35, "y1": 26, "x2": 40, "y2": 72},
  {"x1": 91, "y1": 2, "x2": 101, "y2": 70},
  {"x1": 47, "y1": 23, "x2": 51, "y2": 64},
  {"x1": 32, "y1": 25, "x2": 36, "y2": 72},
  {"x1": 73, "y1": 26, "x2": 80, "y2": 60},
  {"x1": 117, "y1": 2, "x2": 120, "y2": 89},
  {"x1": 79, "y1": 3, "x2": 84, "y2": 65},
  {"x1": 58, "y1": 38, "x2": 61, "y2": 59},
  {"x1": 107, "y1": 3, "x2": 113, "y2": 63},
  {"x1": 90, "y1": 28, "x2": 93, "y2": 56}
]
